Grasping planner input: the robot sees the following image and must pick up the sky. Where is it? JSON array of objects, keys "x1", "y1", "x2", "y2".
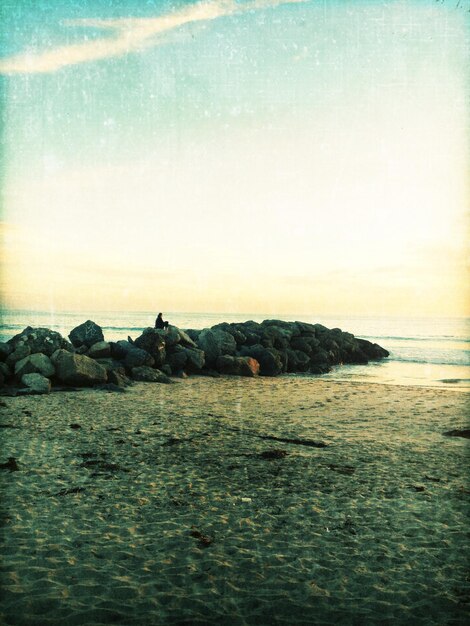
[{"x1": 0, "y1": 0, "x2": 468, "y2": 317}]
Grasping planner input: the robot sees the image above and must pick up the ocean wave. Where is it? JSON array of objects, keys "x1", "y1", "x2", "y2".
[
  {"x1": 101, "y1": 326, "x2": 148, "y2": 331},
  {"x1": 361, "y1": 335, "x2": 470, "y2": 344},
  {"x1": 388, "y1": 356, "x2": 470, "y2": 367}
]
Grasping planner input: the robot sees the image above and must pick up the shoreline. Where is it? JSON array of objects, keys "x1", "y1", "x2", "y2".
[{"x1": 1, "y1": 377, "x2": 469, "y2": 625}]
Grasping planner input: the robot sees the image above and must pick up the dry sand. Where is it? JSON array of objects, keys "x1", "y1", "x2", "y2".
[{"x1": 0, "y1": 376, "x2": 469, "y2": 625}]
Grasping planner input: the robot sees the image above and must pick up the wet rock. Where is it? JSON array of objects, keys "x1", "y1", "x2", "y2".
[
  {"x1": 69, "y1": 320, "x2": 104, "y2": 348},
  {"x1": 14, "y1": 353, "x2": 55, "y2": 379},
  {"x1": 131, "y1": 366, "x2": 172, "y2": 383},
  {"x1": 52, "y1": 349, "x2": 108, "y2": 386},
  {"x1": 88, "y1": 341, "x2": 111, "y2": 359},
  {"x1": 21, "y1": 373, "x2": 51, "y2": 394}
]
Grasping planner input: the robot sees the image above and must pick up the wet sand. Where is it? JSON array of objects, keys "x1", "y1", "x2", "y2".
[{"x1": 1, "y1": 377, "x2": 469, "y2": 625}]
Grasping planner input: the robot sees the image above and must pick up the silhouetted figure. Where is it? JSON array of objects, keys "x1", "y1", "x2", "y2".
[{"x1": 155, "y1": 312, "x2": 169, "y2": 329}]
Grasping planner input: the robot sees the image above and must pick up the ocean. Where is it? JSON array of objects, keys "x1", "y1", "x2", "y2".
[{"x1": 1, "y1": 310, "x2": 469, "y2": 390}]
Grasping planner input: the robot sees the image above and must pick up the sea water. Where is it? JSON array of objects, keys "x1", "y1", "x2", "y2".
[{"x1": 1, "y1": 310, "x2": 468, "y2": 389}]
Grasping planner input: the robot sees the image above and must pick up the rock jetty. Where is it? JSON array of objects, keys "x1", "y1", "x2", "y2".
[{"x1": 0, "y1": 319, "x2": 389, "y2": 395}]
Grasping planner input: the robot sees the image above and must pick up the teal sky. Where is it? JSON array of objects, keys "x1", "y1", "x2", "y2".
[{"x1": 0, "y1": 0, "x2": 468, "y2": 315}]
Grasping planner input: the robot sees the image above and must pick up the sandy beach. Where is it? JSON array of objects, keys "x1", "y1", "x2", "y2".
[{"x1": 0, "y1": 376, "x2": 469, "y2": 625}]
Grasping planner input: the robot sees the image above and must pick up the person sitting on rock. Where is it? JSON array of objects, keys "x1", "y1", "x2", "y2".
[{"x1": 155, "y1": 312, "x2": 169, "y2": 330}]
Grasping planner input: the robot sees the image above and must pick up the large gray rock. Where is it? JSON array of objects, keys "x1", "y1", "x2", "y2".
[
  {"x1": 69, "y1": 320, "x2": 104, "y2": 348},
  {"x1": 215, "y1": 355, "x2": 260, "y2": 377},
  {"x1": 124, "y1": 347, "x2": 154, "y2": 369},
  {"x1": 110, "y1": 340, "x2": 134, "y2": 360},
  {"x1": 165, "y1": 345, "x2": 188, "y2": 372},
  {"x1": 7, "y1": 327, "x2": 72, "y2": 356},
  {"x1": 182, "y1": 347, "x2": 205, "y2": 373},
  {"x1": 6, "y1": 344, "x2": 31, "y2": 368},
  {"x1": 0, "y1": 342, "x2": 12, "y2": 361},
  {"x1": 88, "y1": 341, "x2": 111, "y2": 359},
  {"x1": 107, "y1": 369, "x2": 133, "y2": 387},
  {"x1": 21, "y1": 373, "x2": 51, "y2": 394},
  {"x1": 285, "y1": 349, "x2": 310, "y2": 372},
  {"x1": 162, "y1": 326, "x2": 197, "y2": 348},
  {"x1": 0, "y1": 362, "x2": 11, "y2": 380},
  {"x1": 197, "y1": 329, "x2": 236, "y2": 366},
  {"x1": 134, "y1": 328, "x2": 166, "y2": 366},
  {"x1": 210, "y1": 323, "x2": 247, "y2": 346},
  {"x1": 131, "y1": 366, "x2": 171, "y2": 384},
  {"x1": 239, "y1": 344, "x2": 283, "y2": 376},
  {"x1": 14, "y1": 353, "x2": 55, "y2": 379},
  {"x1": 52, "y1": 349, "x2": 107, "y2": 386}
]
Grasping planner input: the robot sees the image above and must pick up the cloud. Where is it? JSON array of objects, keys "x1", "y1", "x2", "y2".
[{"x1": 0, "y1": 0, "x2": 305, "y2": 75}]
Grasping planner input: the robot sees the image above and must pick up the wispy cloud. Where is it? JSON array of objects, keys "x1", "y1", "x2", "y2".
[{"x1": 0, "y1": 0, "x2": 304, "y2": 75}]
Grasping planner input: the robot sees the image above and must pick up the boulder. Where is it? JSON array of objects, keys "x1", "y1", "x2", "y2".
[
  {"x1": 286, "y1": 349, "x2": 310, "y2": 372},
  {"x1": 68, "y1": 320, "x2": 104, "y2": 348},
  {"x1": 110, "y1": 340, "x2": 134, "y2": 360},
  {"x1": 239, "y1": 344, "x2": 283, "y2": 376},
  {"x1": 161, "y1": 326, "x2": 197, "y2": 348},
  {"x1": 260, "y1": 324, "x2": 293, "y2": 349},
  {"x1": 88, "y1": 341, "x2": 111, "y2": 359},
  {"x1": 356, "y1": 339, "x2": 389, "y2": 360},
  {"x1": 165, "y1": 345, "x2": 188, "y2": 372},
  {"x1": 211, "y1": 323, "x2": 247, "y2": 346},
  {"x1": 134, "y1": 328, "x2": 166, "y2": 366},
  {"x1": 290, "y1": 336, "x2": 320, "y2": 355},
  {"x1": 107, "y1": 369, "x2": 132, "y2": 387},
  {"x1": 160, "y1": 364, "x2": 172, "y2": 377},
  {"x1": 7, "y1": 327, "x2": 72, "y2": 356},
  {"x1": 182, "y1": 347, "x2": 205, "y2": 373},
  {"x1": 94, "y1": 358, "x2": 126, "y2": 373},
  {"x1": 14, "y1": 353, "x2": 55, "y2": 379},
  {"x1": 0, "y1": 362, "x2": 11, "y2": 380},
  {"x1": 215, "y1": 355, "x2": 241, "y2": 375},
  {"x1": 197, "y1": 328, "x2": 237, "y2": 366},
  {"x1": 0, "y1": 342, "x2": 12, "y2": 361},
  {"x1": 21, "y1": 373, "x2": 51, "y2": 394},
  {"x1": 124, "y1": 347, "x2": 154, "y2": 369},
  {"x1": 239, "y1": 357, "x2": 260, "y2": 377},
  {"x1": 309, "y1": 348, "x2": 330, "y2": 368},
  {"x1": 131, "y1": 366, "x2": 172, "y2": 384},
  {"x1": 52, "y1": 349, "x2": 108, "y2": 386},
  {"x1": 294, "y1": 321, "x2": 319, "y2": 336},
  {"x1": 216, "y1": 355, "x2": 259, "y2": 377},
  {"x1": 6, "y1": 344, "x2": 31, "y2": 368},
  {"x1": 184, "y1": 329, "x2": 201, "y2": 343}
]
